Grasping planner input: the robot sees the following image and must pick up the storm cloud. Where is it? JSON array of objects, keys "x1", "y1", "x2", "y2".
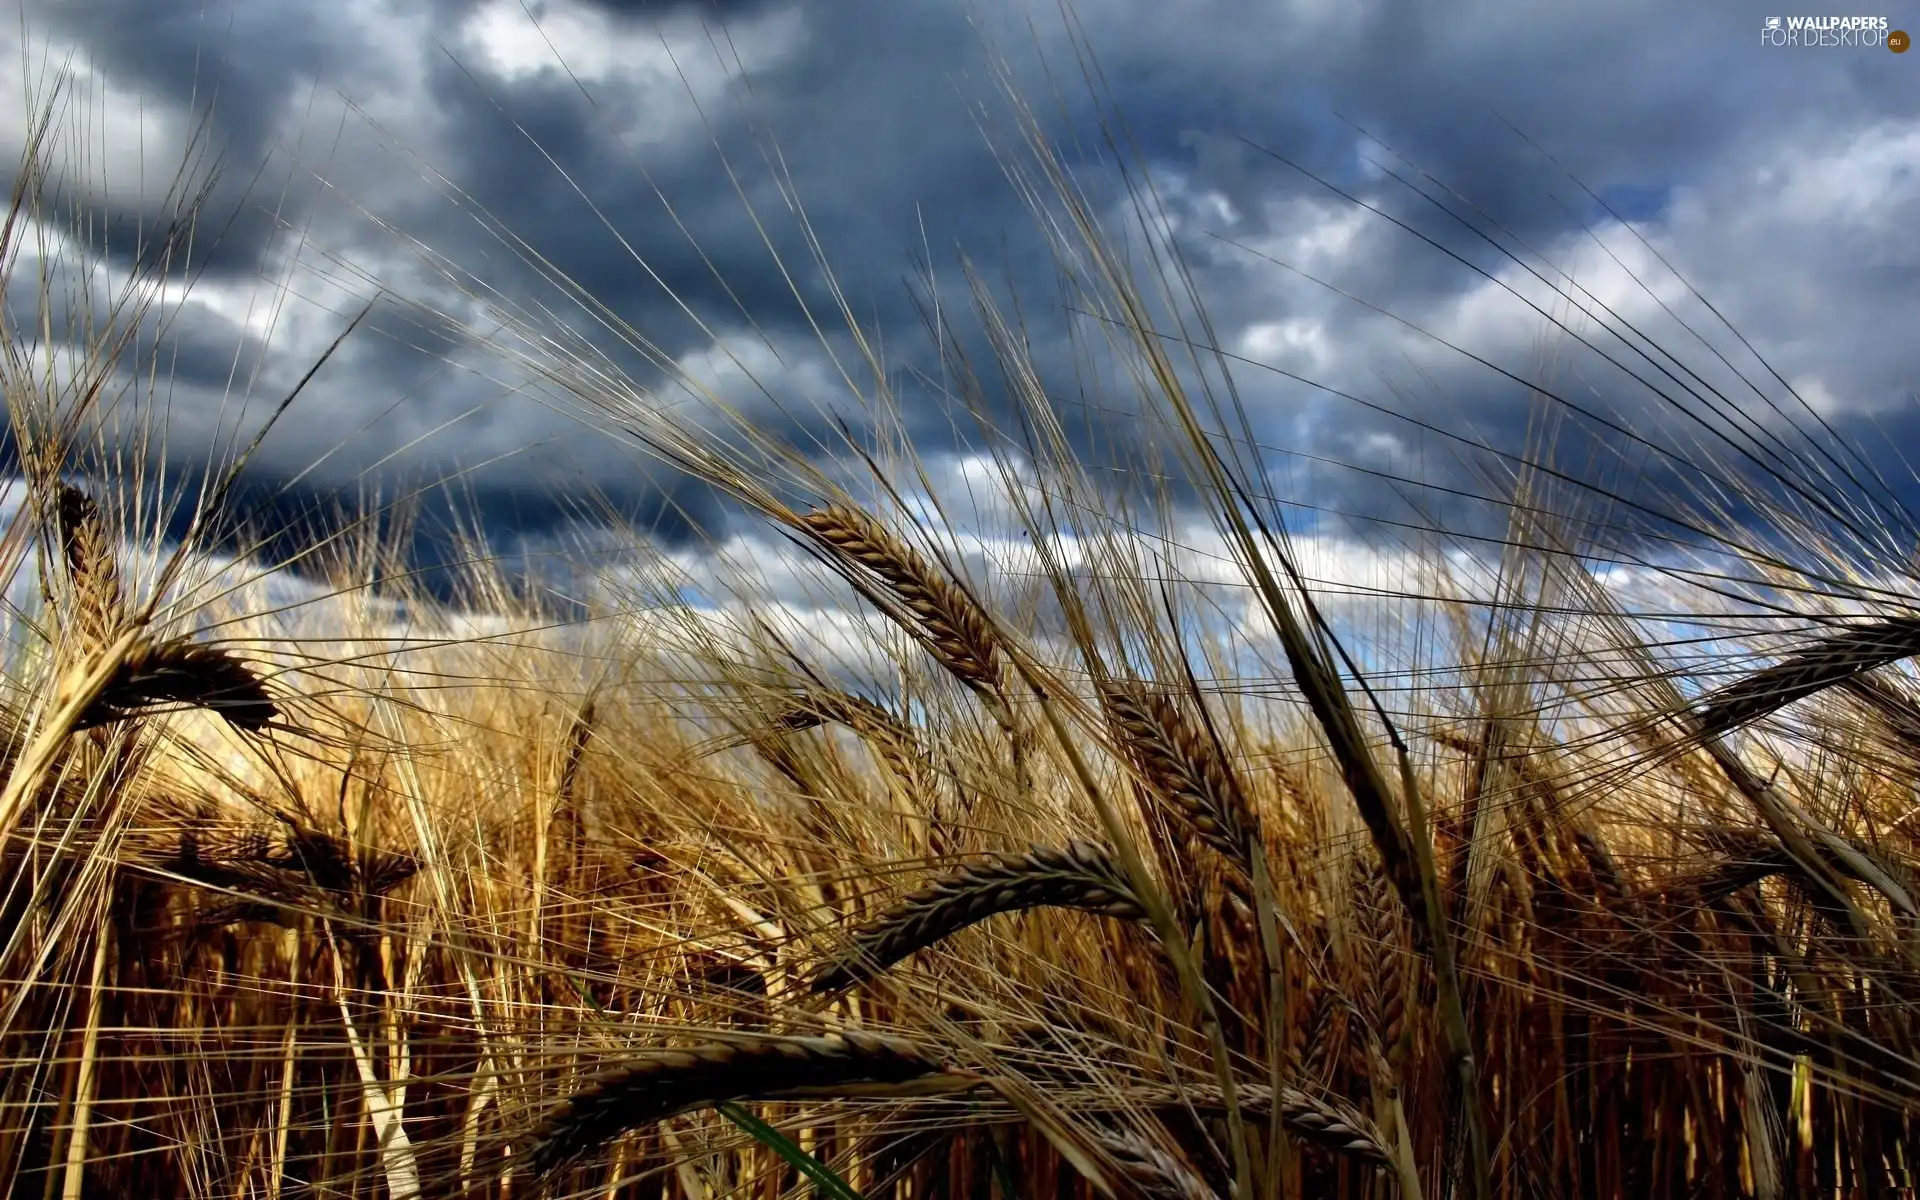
[{"x1": 5, "y1": 0, "x2": 1915, "y2": 580}]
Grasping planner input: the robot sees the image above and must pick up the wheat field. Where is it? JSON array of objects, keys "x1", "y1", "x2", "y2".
[{"x1": 2, "y1": 25, "x2": 1917, "y2": 1200}]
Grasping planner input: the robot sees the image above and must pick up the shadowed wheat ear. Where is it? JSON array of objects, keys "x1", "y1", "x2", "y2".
[
  {"x1": 795, "y1": 505, "x2": 1006, "y2": 693},
  {"x1": 136, "y1": 798, "x2": 418, "y2": 897},
  {"x1": 1351, "y1": 854, "x2": 1411, "y2": 1070},
  {"x1": 76, "y1": 636, "x2": 278, "y2": 732},
  {"x1": 1661, "y1": 825, "x2": 1917, "y2": 912},
  {"x1": 1093, "y1": 1131, "x2": 1221, "y2": 1200},
  {"x1": 522, "y1": 1032, "x2": 953, "y2": 1177},
  {"x1": 1266, "y1": 1087, "x2": 1394, "y2": 1170},
  {"x1": 1084, "y1": 1085, "x2": 1394, "y2": 1169},
  {"x1": 1657, "y1": 846, "x2": 1794, "y2": 907},
  {"x1": 142, "y1": 809, "x2": 420, "y2": 955},
  {"x1": 1691, "y1": 616, "x2": 1920, "y2": 738},
  {"x1": 1570, "y1": 826, "x2": 1638, "y2": 913},
  {"x1": 1141, "y1": 1083, "x2": 1396, "y2": 1170},
  {"x1": 809, "y1": 840, "x2": 1147, "y2": 993}
]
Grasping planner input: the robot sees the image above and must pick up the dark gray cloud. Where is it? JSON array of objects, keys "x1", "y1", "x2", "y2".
[{"x1": 8, "y1": 0, "x2": 1917, "y2": 583}]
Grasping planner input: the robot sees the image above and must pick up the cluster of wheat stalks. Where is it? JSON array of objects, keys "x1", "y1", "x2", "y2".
[
  {"x1": 2, "y1": 460, "x2": 1916, "y2": 1200},
  {"x1": 6, "y1": 38, "x2": 1920, "y2": 1200}
]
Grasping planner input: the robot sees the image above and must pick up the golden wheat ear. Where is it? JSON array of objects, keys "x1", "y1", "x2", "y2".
[
  {"x1": 795, "y1": 505, "x2": 1006, "y2": 692},
  {"x1": 52, "y1": 480, "x2": 128, "y2": 645},
  {"x1": 1097, "y1": 677, "x2": 1260, "y2": 889},
  {"x1": 75, "y1": 637, "x2": 279, "y2": 732}
]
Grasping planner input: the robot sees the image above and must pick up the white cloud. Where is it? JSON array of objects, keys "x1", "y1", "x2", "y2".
[
  {"x1": 1236, "y1": 316, "x2": 1332, "y2": 373},
  {"x1": 0, "y1": 27, "x2": 196, "y2": 213},
  {"x1": 460, "y1": 0, "x2": 806, "y2": 146}
]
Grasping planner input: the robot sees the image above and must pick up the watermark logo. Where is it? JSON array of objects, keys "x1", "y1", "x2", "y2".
[{"x1": 1760, "y1": 15, "x2": 1902, "y2": 48}]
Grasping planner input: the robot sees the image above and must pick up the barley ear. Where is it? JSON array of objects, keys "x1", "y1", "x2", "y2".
[
  {"x1": 522, "y1": 1032, "x2": 947, "y2": 1176},
  {"x1": 77, "y1": 637, "x2": 278, "y2": 732},
  {"x1": 1093, "y1": 1131, "x2": 1222, "y2": 1200},
  {"x1": 796, "y1": 505, "x2": 1006, "y2": 693},
  {"x1": 810, "y1": 841, "x2": 1148, "y2": 993},
  {"x1": 1098, "y1": 677, "x2": 1260, "y2": 896},
  {"x1": 53, "y1": 481, "x2": 127, "y2": 647}
]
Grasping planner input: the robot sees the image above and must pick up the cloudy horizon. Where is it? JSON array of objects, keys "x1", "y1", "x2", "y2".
[{"x1": 2, "y1": 0, "x2": 1916, "y2": 609}]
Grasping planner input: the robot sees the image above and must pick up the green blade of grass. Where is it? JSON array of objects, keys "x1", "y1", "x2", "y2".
[
  {"x1": 718, "y1": 1101, "x2": 869, "y2": 1200},
  {"x1": 984, "y1": 1128, "x2": 1022, "y2": 1200}
]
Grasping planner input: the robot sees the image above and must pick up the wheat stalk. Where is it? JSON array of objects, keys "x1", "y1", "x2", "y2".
[
  {"x1": 809, "y1": 841, "x2": 1147, "y2": 993},
  {"x1": 522, "y1": 1031, "x2": 950, "y2": 1176}
]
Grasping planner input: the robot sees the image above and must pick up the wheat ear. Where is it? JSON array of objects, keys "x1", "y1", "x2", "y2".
[
  {"x1": 523, "y1": 1032, "x2": 947, "y2": 1176},
  {"x1": 773, "y1": 690, "x2": 911, "y2": 737},
  {"x1": 810, "y1": 841, "x2": 1147, "y2": 993},
  {"x1": 796, "y1": 505, "x2": 1005, "y2": 691},
  {"x1": 1692, "y1": 617, "x2": 1920, "y2": 738},
  {"x1": 1071, "y1": 1085, "x2": 1394, "y2": 1169},
  {"x1": 1098, "y1": 678, "x2": 1259, "y2": 891},
  {"x1": 1093, "y1": 1131, "x2": 1222, "y2": 1200},
  {"x1": 54, "y1": 482, "x2": 126, "y2": 647},
  {"x1": 144, "y1": 801, "x2": 417, "y2": 897},
  {"x1": 1570, "y1": 826, "x2": 1642, "y2": 920},
  {"x1": 75, "y1": 636, "x2": 277, "y2": 732},
  {"x1": 1351, "y1": 855, "x2": 1410, "y2": 1069},
  {"x1": 776, "y1": 691, "x2": 937, "y2": 786},
  {"x1": 1270, "y1": 1087, "x2": 1395, "y2": 1168}
]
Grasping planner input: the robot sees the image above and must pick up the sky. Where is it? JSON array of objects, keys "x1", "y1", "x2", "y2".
[{"x1": 2, "y1": 0, "x2": 1916, "y2": 609}]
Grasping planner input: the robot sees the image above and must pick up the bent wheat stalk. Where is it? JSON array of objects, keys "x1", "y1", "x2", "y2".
[
  {"x1": 523, "y1": 1032, "x2": 951, "y2": 1177},
  {"x1": 809, "y1": 841, "x2": 1147, "y2": 993}
]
